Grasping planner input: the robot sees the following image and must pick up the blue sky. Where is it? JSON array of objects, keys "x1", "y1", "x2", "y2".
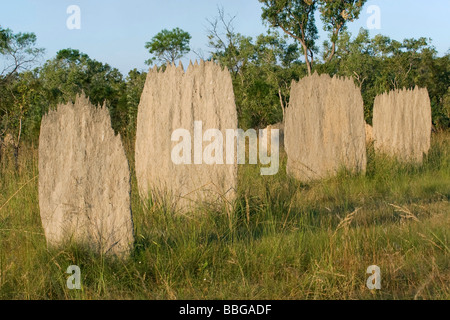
[{"x1": 1, "y1": 0, "x2": 449, "y2": 75}]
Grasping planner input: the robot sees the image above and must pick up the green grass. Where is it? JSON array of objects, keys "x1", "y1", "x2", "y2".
[{"x1": 0, "y1": 133, "x2": 449, "y2": 300}]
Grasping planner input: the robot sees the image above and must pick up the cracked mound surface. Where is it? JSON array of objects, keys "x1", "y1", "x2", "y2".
[
  {"x1": 135, "y1": 61, "x2": 238, "y2": 213},
  {"x1": 285, "y1": 73, "x2": 367, "y2": 182},
  {"x1": 373, "y1": 87, "x2": 432, "y2": 163},
  {"x1": 39, "y1": 94, "x2": 134, "y2": 258}
]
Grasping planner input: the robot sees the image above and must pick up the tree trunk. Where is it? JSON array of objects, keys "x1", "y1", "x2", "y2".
[
  {"x1": 278, "y1": 25, "x2": 312, "y2": 75},
  {"x1": 327, "y1": 41, "x2": 336, "y2": 62},
  {"x1": 326, "y1": 25, "x2": 343, "y2": 63},
  {"x1": 278, "y1": 88, "x2": 286, "y2": 121},
  {"x1": 303, "y1": 43, "x2": 312, "y2": 76}
]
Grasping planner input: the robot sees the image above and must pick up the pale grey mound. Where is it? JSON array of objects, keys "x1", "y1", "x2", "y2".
[
  {"x1": 260, "y1": 122, "x2": 284, "y2": 155},
  {"x1": 3, "y1": 133, "x2": 14, "y2": 147},
  {"x1": 135, "y1": 61, "x2": 238, "y2": 213},
  {"x1": 365, "y1": 123, "x2": 374, "y2": 145},
  {"x1": 39, "y1": 94, "x2": 134, "y2": 258},
  {"x1": 285, "y1": 73, "x2": 367, "y2": 182},
  {"x1": 373, "y1": 87, "x2": 432, "y2": 163}
]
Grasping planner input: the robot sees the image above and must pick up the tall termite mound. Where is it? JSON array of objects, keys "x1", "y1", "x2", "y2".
[
  {"x1": 373, "y1": 87, "x2": 432, "y2": 163},
  {"x1": 39, "y1": 94, "x2": 134, "y2": 258},
  {"x1": 135, "y1": 61, "x2": 238, "y2": 213},
  {"x1": 285, "y1": 73, "x2": 367, "y2": 182}
]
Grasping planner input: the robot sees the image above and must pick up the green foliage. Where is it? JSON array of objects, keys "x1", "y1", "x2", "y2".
[
  {"x1": 39, "y1": 49, "x2": 123, "y2": 106},
  {"x1": 319, "y1": 0, "x2": 367, "y2": 61},
  {"x1": 444, "y1": 88, "x2": 450, "y2": 126},
  {"x1": 207, "y1": 10, "x2": 306, "y2": 128},
  {"x1": 38, "y1": 49, "x2": 128, "y2": 134},
  {"x1": 0, "y1": 15, "x2": 449, "y2": 300},
  {"x1": 237, "y1": 33, "x2": 305, "y2": 128},
  {"x1": 1, "y1": 18, "x2": 449, "y2": 161},
  {"x1": 259, "y1": 0, "x2": 367, "y2": 72},
  {"x1": 145, "y1": 28, "x2": 191, "y2": 65},
  {"x1": 0, "y1": 28, "x2": 44, "y2": 82},
  {"x1": 427, "y1": 55, "x2": 450, "y2": 129},
  {"x1": 2, "y1": 71, "x2": 47, "y2": 143},
  {"x1": 315, "y1": 28, "x2": 449, "y2": 128},
  {"x1": 1, "y1": 132, "x2": 449, "y2": 299},
  {"x1": 259, "y1": 0, "x2": 318, "y2": 74},
  {"x1": 125, "y1": 69, "x2": 147, "y2": 136},
  {"x1": 0, "y1": 26, "x2": 8, "y2": 50},
  {"x1": 0, "y1": 27, "x2": 44, "y2": 165}
]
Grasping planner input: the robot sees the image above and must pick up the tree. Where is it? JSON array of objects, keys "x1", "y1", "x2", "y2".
[
  {"x1": 145, "y1": 28, "x2": 191, "y2": 65},
  {"x1": 443, "y1": 87, "x2": 450, "y2": 129},
  {"x1": 0, "y1": 26, "x2": 44, "y2": 167},
  {"x1": 207, "y1": 8, "x2": 255, "y2": 80},
  {"x1": 1, "y1": 71, "x2": 47, "y2": 167},
  {"x1": 259, "y1": 0, "x2": 318, "y2": 75},
  {"x1": 0, "y1": 27, "x2": 44, "y2": 84},
  {"x1": 319, "y1": 0, "x2": 367, "y2": 62},
  {"x1": 317, "y1": 29, "x2": 380, "y2": 121},
  {"x1": 124, "y1": 69, "x2": 147, "y2": 136},
  {"x1": 252, "y1": 32, "x2": 303, "y2": 122},
  {"x1": 207, "y1": 8, "x2": 305, "y2": 128},
  {"x1": 316, "y1": 28, "x2": 448, "y2": 127},
  {"x1": 0, "y1": 27, "x2": 8, "y2": 49},
  {"x1": 39, "y1": 49, "x2": 123, "y2": 105},
  {"x1": 39, "y1": 49, "x2": 126, "y2": 133}
]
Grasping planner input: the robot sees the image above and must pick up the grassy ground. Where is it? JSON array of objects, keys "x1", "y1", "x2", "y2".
[{"x1": 0, "y1": 132, "x2": 448, "y2": 300}]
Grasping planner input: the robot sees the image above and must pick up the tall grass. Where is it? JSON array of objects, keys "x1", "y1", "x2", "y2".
[{"x1": 0, "y1": 132, "x2": 448, "y2": 300}]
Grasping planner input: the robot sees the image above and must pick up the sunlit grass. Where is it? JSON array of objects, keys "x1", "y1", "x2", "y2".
[{"x1": 0, "y1": 132, "x2": 448, "y2": 300}]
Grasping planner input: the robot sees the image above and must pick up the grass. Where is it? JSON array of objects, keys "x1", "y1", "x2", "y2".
[{"x1": 0, "y1": 132, "x2": 448, "y2": 300}]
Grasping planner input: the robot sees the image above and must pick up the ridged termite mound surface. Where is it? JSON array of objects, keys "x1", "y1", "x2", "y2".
[
  {"x1": 135, "y1": 61, "x2": 238, "y2": 213},
  {"x1": 285, "y1": 73, "x2": 367, "y2": 182},
  {"x1": 39, "y1": 94, "x2": 134, "y2": 258},
  {"x1": 373, "y1": 87, "x2": 432, "y2": 163}
]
